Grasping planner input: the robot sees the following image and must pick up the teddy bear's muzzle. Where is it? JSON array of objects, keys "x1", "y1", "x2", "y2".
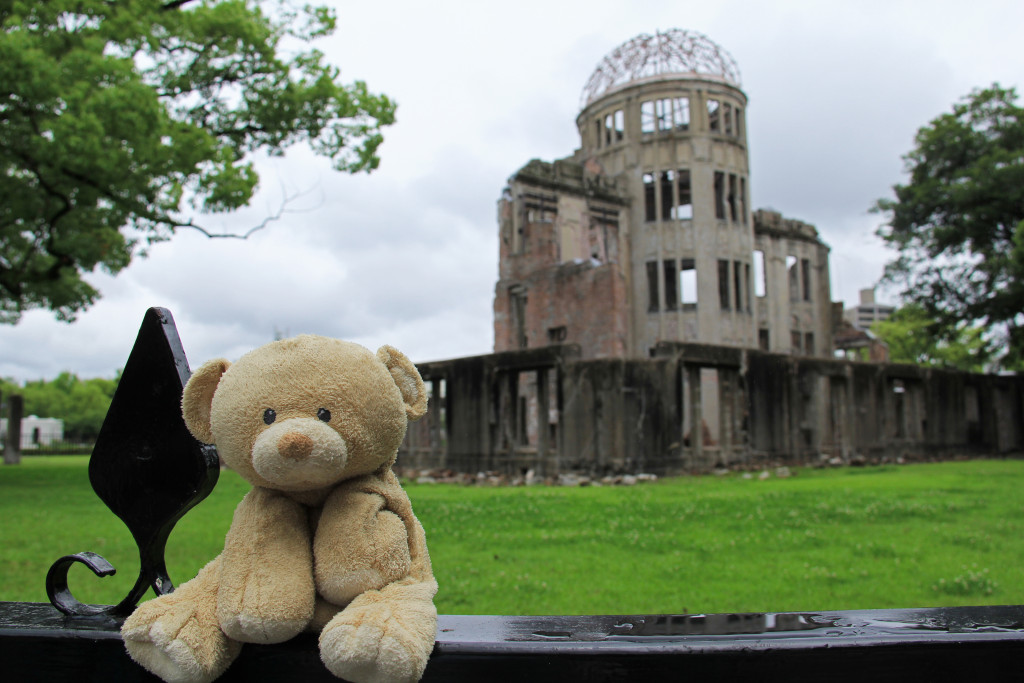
[
  {"x1": 278, "y1": 432, "x2": 315, "y2": 460},
  {"x1": 251, "y1": 418, "x2": 348, "y2": 488}
]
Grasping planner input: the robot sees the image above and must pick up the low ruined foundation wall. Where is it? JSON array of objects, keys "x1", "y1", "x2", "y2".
[{"x1": 399, "y1": 344, "x2": 1024, "y2": 476}]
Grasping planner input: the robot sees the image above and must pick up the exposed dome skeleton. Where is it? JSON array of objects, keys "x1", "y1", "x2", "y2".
[{"x1": 580, "y1": 29, "x2": 742, "y2": 108}]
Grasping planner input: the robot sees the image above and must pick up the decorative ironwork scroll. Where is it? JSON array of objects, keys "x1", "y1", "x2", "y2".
[{"x1": 46, "y1": 308, "x2": 220, "y2": 617}]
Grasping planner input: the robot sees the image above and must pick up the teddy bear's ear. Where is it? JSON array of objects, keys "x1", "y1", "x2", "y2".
[
  {"x1": 182, "y1": 358, "x2": 231, "y2": 443},
  {"x1": 376, "y1": 345, "x2": 428, "y2": 422}
]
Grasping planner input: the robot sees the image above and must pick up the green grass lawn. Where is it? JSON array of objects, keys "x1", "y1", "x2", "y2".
[{"x1": 1, "y1": 456, "x2": 1022, "y2": 615}]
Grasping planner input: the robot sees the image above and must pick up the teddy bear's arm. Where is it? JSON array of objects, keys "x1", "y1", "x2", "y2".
[
  {"x1": 216, "y1": 487, "x2": 316, "y2": 644},
  {"x1": 313, "y1": 485, "x2": 413, "y2": 606}
]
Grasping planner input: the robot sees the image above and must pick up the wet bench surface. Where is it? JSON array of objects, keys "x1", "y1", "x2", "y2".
[{"x1": 2, "y1": 602, "x2": 1023, "y2": 682}]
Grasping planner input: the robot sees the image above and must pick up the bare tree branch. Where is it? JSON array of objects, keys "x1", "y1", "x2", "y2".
[{"x1": 174, "y1": 182, "x2": 323, "y2": 239}]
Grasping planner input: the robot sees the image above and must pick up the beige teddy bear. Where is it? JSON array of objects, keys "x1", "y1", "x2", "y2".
[{"x1": 121, "y1": 335, "x2": 437, "y2": 683}]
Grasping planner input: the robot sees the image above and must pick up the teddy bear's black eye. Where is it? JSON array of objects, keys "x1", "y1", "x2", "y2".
[
  {"x1": 263, "y1": 408, "x2": 276, "y2": 425},
  {"x1": 317, "y1": 408, "x2": 331, "y2": 423}
]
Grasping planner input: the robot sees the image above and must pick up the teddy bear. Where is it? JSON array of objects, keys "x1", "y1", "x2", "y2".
[{"x1": 121, "y1": 335, "x2": 438, "y2": 683}]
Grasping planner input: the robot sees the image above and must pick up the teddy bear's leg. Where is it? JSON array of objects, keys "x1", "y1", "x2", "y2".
[
  {"x1": 216, "y1": 487, "x2": 316, "y2": 644},
  {"x1": 122, "y1": 557, "x2": 242, "y2": 683},
  {"x1": 319, "y1": 582, "x2": 437, "y2": 683},
  {"x1": 318, "y1": 577, "x2": 438, "y2": 683}
]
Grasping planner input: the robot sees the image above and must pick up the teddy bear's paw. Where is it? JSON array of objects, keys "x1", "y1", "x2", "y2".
[
  {"x1": 318, "y1": 589, "x2": 437, "y2": 683},
  {"x1": 218, "y1": 608, "x2": 311, "y2": 645},
  {"x1": 122, "y1": 597, "x2": 242, "y2": 683}
]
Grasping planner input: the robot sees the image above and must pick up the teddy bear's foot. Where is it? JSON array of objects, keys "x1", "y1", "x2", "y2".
[
  {"x1": 319, "y1": 579, "x2": 438, "y2": 683},
  {"x1": 122, "y1": 561, "x2": 242, "y2": 683}
]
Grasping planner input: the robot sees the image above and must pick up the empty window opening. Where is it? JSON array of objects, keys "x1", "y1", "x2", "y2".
[
  {"x1": 640, "y1": 100, "x2": 656, "y2": 134},
  {"x1": 718, "y1": 259, "x2": 731, "y2": 310},
  {"x1": 758, "y1": 328, "x2": 770, "y2": 351},
  {"x1": 675, "y1": 169, "x2": 693, "y2": 219},
  {"x1": 604, "y1": 109, "x2": 624, "y2": 145},
  {"x1": 510, "y1": 286, "x2": 528, "y2": 349},
  {"x1": 801, "y1": 258, "x2": 812, "y2": 301},
  {"x1": 680, "y1": 259, "x2": 697, "y2": 307},
  {"x1": 660, "y1": 170, "x2": 675, "y2": 221},
  {"x1": 753, "y1": 250, "x2": 766, "y2": 297},
  {"x1": 791, "y1": 329, "x2": 803, "y2": 354},
  {"x1": 523, "y1": 191, "x2": 557, "y2": 224},
  {"x1": 804, "y1": 332, "x2": 815, "y2": 356},
  {"x1": 744, "y1": 263, "x2": 752, "y2": 312},
  {"x1": 641, "y1": 99, "x2": 686, "y2": 134},
  {"x1": 548, "y1": 326, "x2": 567, "y2": 344},
  {"x1": 733, "y1": 260, "x2": 743, "y2": 311},
  {"x1": 682, "y1": 368, "x2": 721, "y2": 448},
  {"x1": 588, "y1": 224, "x2": 603, "y2": 261},
  {"x1": 727, "y1": 174, "x2": 738, "y2": 222},
  {"x1": 735, "y1": 108, "x2": 744, "y2": 138},
  {"x1": 656, "y1": 99, "x2": 672, "y2": 131},
  {"x1": 673, "y1": 97, "x2": 690, "y2": 130},
  {"x1": 591, "y1": 206, "x2": 619, "y2": 263},
  {"x1": 663, "y1": 260, "x2": 678, "y2": 310},
  {"x1": 594, "y1": 119, "x2": 602, "y2": 148},
  {"x1": 739, "y1": 177, "x2": 747, "y2": 224},
  {"x1": 643, "y1": 173, "x2": 656, "y2": 222},
  {"x1": 714, "y1": 172, "x2": 726, "y2": 220},
  {"x1": 646, "y1": 260, "x2": 659, "y2": 312},
  {"x1": 724, "y1": 103, "x2": 733, "y2": 136},
  {"x1": 893, "y1": 379, "x2": 906, "y2": 438},
  {"x1": 787, "y1": 255, "x2": 799, "y2": 301},
  {"x1": 707, "y1": 99, "x2": 720, "y2": 132}
]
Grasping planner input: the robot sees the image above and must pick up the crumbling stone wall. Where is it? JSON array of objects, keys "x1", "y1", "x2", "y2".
[{"x1": 399, "y1": 346, "x2": 1024, "y2": 476}]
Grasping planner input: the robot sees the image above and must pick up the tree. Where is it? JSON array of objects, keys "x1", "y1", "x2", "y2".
[
  {"x1": 871, "y1": 304, "x2": 992, "y2": 373},
  {"x1": 0, "y1": 0, "x2": 395, "y2": 323},
  {"x1": 2, "y1": 371, "x2": 119, "y2": 441},
  {"x1": 874, "y1": 84, "x2": 1024, "y2": 370}
]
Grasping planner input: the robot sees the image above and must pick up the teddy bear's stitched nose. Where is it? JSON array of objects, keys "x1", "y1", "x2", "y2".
[{"x1": 277, "y1": 431, "x2": 314, "y2": 460}]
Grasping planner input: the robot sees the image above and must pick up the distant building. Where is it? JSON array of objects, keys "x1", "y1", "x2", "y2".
[
  {"x1": 844, "y1": 288, "x2": 895, "y2": 330},
  {"x1": 0, "y1": 416, "x2": 64, "y2": 450},
  {"x1": 494, "y1": 29, "x2": 834, "y2": 360}
]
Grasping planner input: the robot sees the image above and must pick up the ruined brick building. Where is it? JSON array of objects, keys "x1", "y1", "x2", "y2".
[
  {"x1": 493, "y1": 30, "x2": 833, "y2": 360},
  {"x1": 398, "y1": 31, "x2": 1024, "y2": 476}
]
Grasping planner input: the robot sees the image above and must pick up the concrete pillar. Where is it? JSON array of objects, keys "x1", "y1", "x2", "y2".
[
  {"x1": 4, "y1": 394, "x2": 23, "y2": 465},
  {"x1": 537, "y1": 368, "x2": 549, "y2": 476},
  {"x1": 687, "y1": 365, "x2": 703, "y2": 469}
]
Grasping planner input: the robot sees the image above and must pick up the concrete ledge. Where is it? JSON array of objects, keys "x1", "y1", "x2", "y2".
[{"x1": 3, "y1": 602, "x2": 1023, "y2": 681}]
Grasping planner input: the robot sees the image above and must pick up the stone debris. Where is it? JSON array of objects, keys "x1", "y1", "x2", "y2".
[{"x1": 396, "y1": 468, "x2": 659, "y2": 488}]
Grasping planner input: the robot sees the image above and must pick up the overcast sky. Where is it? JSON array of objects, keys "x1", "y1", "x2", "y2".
[{"x1": 2, "y1": 0, "x2": 1023, "y2": 382}]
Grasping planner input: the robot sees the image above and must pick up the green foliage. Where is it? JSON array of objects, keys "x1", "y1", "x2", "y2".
[
  {"x1": 2, "y1": 458, "x2": 1023, "y2": 614},
  {"x1": 875, "y1": 84, "x2": 1024, "y2": 370},
  {"x1": 0, "y1": 0, "x2": 395, "y2": 323},
  {"x1": 1, "y1": 372, "x2": 118, "y2": 441},
  {"x1": 871, "y1": 304, "x2": 991, "y2": 372}
]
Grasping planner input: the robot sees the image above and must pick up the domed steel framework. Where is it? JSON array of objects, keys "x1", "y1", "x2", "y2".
[{"x1": 580, "y1": 29, "x2": 742, "y2": 108}]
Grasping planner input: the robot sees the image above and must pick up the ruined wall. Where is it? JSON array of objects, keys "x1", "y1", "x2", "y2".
[
  {"x1": 752, "y1": 210, "x2": 833, "y2": 357},
  {"x1": 494, "y1": 160, "x2": 631, "y2": 359},
  {"x1": 399, "y1": 346, "x2": 1024, "y2": 475}
]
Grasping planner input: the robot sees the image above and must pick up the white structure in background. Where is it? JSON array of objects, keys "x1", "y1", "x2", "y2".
[
  {"x1": 844, "y1": 288, "x2": 895, "y2": 330},
  {"x1": 0, "y1": 416, "x2": 64, "y2": 449}
]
